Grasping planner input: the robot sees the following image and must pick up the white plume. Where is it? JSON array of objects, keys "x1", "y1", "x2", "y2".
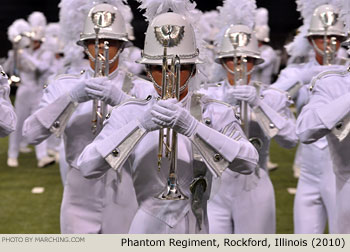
[
  {"x1": 217, "y1": 0, "x2": 257, "y2": 29},
  {"x1": 215, "y1": 0, "x2": 257, "y2": 46},
  {"x1": 7, "y1": 19, "x2": 31, "y2": 42},
  {"x1": 28, "y1": 11, "x2": 47, "y2": 28},
  {"x1": 137, "y1": 0, "x2": 197, "y2": 22},
  {"x1": 296, "y1": 0, "x2": 333, "y2": 25},
  {"x1": 255, "y1": 8, "x2": 268, "y2": 26},
  {"x1": 336, "y1": 0, "x2": 350, "y2": 35}
]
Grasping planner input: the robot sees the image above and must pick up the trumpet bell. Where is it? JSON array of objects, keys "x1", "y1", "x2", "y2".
[{"x1": 156, "y1": 173, "x2": 188, "y2": 200}]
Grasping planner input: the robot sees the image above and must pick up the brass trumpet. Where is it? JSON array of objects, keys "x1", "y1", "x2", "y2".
[
  {"x1": 228, "y1": 31, "x2": 251, "y2": 135},
  {"x1": 154, "y1": 24, "x2": 187, "y2": 200},
  {"x1": 9, "y1": 32, "x2": 32, "y2": 86},
  {"x1": 90, "y1": 25, "x2": 108, "y2": 134}
]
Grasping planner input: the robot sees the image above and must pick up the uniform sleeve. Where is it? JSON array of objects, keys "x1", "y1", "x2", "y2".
[
  {"x1": 296, "y1": 77, "x2": 350, "y2": 143},
  {"x1": 191, "y1": 103, "x2": 259, "y2": 177},
  {"x1": 78, "y1": 103, "x2": 146, "y2": 179},
  {"x1": 253, "y1": 87, "x2": 298, "y2": 148},
  {"x1": 22, "y1": 78, "x2": 76, "y2": 144},
  {"x1": 20, "y1": 50, "x2": 53, "y2": 73}
]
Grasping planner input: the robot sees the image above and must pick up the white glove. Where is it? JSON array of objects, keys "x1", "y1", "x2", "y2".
[
  {"x1": 85, "y1": 77, "x2": 128, "y2": 106},
  {"x1": 151, "y1": 99, "x2": 198, "y2": 137},
  {"x1": 69, "y1": 80, "x2": 91, "y2": 103},
  {"x1": 229, "y1": 85, "x2": 259, "y2": 107},
  {"x1": 138, "y1": 105, "x2": 162, "y2": 132}
]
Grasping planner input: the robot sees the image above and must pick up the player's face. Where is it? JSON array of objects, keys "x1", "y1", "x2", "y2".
[
  {"x1": 222, "y1": 57, "x2": 254, "y2": 85},
  {"x1": 86, "y1": 39, "x2": 123, "y2": 73},
  {"x1": 149, "y1": 64, "x2": 194, "y2": 100}
]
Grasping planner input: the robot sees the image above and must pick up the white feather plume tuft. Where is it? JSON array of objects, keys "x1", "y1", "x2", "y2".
[
  {"x1": 215, "y1": 0, "x2": 257, "y2": 47},
  {"x1": 217, "y1": 0, "x2": 257, "y2": 29},
  {"x1": 296, "y1": 0, "x2": 332, "y2": 25},
  {"x1": 28, "y1": 12, "x2": 47, "y2": 28},
  {"x1": 336, "y1": 0, "x2": 350, "y2": 35},
  {"x1": 7, "y1": 19, "x2": 31, "y2": 42},
  {"x1": 255, "y1": 8, "x2": 268, "y2": 26},
  {"x1": 136, "y1": 0, "x2": 197, "y2": 22},
  {"x1": 285, "y1": 25, "x2": 312, "y2": 59}
]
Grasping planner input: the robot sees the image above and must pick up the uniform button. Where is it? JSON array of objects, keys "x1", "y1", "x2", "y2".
[
  {"x1": 53, "y1": 121, "x2": 60, "y2": 128},
  {"x1": 336, "y1": 121, "x2": 343, "y2": 130},
  {"x1": 105, "y1": 113, "x2": 111, "y2": 119},
  {"x1": 287, "y1": 95, "x2": 292, "y2": 100},
  {"x1": 269, "y1": 123, "x2": 275, "y2": 129},
  {"x1": 80, "y1": 70, "x2": 85, "y2": 75},
  {"x1": 235, "y1": 113, "x2": 240, "y2": 120},
  {"x1": 112, "y1": 149, "x2": 119, "y2": 157},
  {"x1": 43, "y1": 83, "x2": 48, "y2": 89},
  {"x1": 213, "y1": 153, "x2": 222, "y2": 162},
  {"x1": 204, "y1": 118, "x2": 211, "y2": 125},
  {"x1": 1, "y1": 71, "x2": 5, "y2": 77},
  {"x1": 216, "y1": 83, "x2": 222, "y2": 87},
  {"x1": 146, "y1": 95, "x2": 152, "y2": 101}
]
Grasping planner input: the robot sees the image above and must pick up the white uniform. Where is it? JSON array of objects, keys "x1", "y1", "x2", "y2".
[
  {"x1": 296, "y1": 67, "x2": 350, "y2": 233},
  {"x1": 0, "y1": 67, "x2": 17, "y2": 137},
  {"x1": 8, "y1": 47, "x2": 53, "y2": 161},
  {"x1": 23, "y1": 68, "x2": 153, "y2": 233},
  {"x1": 199, "y1": 80, "x2": 298, "y2": 234},
  {"x1": 77, "y1": 91, "x2": 259, "y2": 234},
  {"x1": 273, "y1": 59, "x2": 342, "y2": 233},
  {"x1": 251, "y1": 45, "x2": 278, "y2": 85}
]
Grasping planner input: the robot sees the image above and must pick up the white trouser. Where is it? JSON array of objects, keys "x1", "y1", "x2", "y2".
[
  {"x1": 335, "y1": 176, "x2": 350, "y2": 234},
  {"x1": 60, "y1": 167, "x2": 138, "y2": 234},
  {"x1": 294, "y1": 143, "x2": 336, "y2": 233},
  {"x1": 208, "y1": 168, "x2": 275, "y2": 234},
  {"x1": 8, "y1": 85, "x2": 48, "y2": 160}
]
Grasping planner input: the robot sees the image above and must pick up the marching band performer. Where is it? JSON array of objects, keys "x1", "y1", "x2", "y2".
[
  {"x1": 252, "y1": 8, "x2": 279, "y2": 85},
  {"x1": 78, "y1": 0, "x2": 258, "y2": 234},
  {"x1": 0, "y1": 66, "x2": 17, "y2": 137},
  {"x1": 296, "y1": 0, "x2": 350, "y2": 234},
  {"x1": 199, "y1": 0, "x2": 297, "y2": 233},
  {"x1": 23, "y1": 1, "x2": 153, "y2": 233},
  {"x1": 7, "y1": 12, "x2": 56, "y2": 168},
  {"x1": 273, "y1": 1, "x2": 346, "y2": 233}
]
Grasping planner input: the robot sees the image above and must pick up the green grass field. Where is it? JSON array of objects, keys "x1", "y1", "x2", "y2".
[{"x1": 0, "y1": 136, "x2": 298, "y2": 234}]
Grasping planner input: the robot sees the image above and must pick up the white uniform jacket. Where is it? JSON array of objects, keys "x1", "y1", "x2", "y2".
[{"x1": 78, "y1": 92, "x2": 259, "y2": 231}]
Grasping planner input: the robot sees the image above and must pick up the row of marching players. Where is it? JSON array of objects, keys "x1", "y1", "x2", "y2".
[{"x1": 1, "y1": 0, "x2": 350, "y2": 234}]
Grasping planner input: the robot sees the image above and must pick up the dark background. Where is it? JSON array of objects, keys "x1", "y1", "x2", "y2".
[{"x1": 0, "y1": 0, "x2": 302, "y2": 58}]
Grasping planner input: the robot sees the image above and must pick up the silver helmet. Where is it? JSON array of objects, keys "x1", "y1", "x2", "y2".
[
  {"x1": 137, "y1": 12, "x2": 202, "y2": 65},
  {"x1": 215, "y1": 24, "x2": 264, "y2": 65},
  {"x1": 77, "y1": 3, "x2": 129, "y2": 46},
  {"x1": 307, "y1": 4, "x2": 345, "y2": 37}
]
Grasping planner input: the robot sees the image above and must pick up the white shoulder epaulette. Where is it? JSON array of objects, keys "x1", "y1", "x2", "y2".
[{"x1": 309, "y1": 66, "x2": 350, "y2": 92}]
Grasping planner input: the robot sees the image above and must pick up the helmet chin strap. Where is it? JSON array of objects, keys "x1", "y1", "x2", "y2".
[
  {"x1": 146, "y1": 65, "x2": 195, "y2": 95},
  {"x1": 311, "y1": 38, "x2": 336, "y2": 65},
  {"x1": 221, "y1": 60, "x2": 254, "y2": 80},
  {"x1": 84, "y1": 42, "x2": 125, "y2": 66}
]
